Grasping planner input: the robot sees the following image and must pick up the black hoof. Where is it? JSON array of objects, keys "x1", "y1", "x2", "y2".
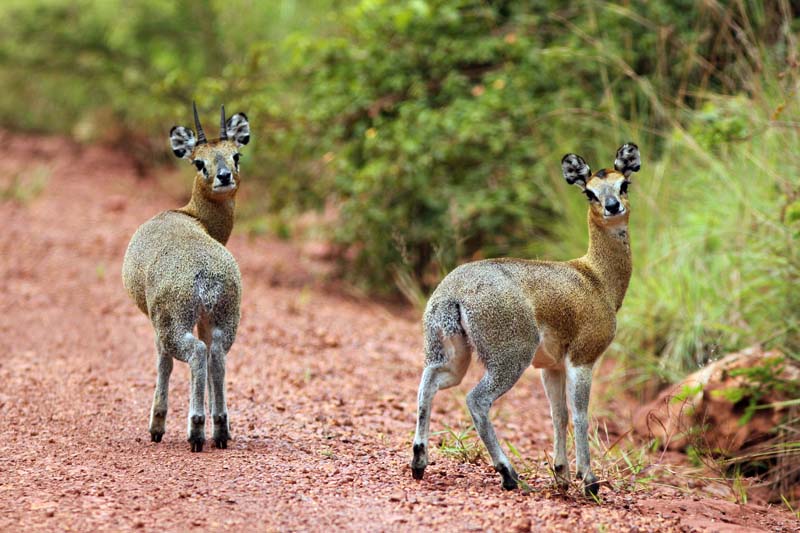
[
  {"x1": 213, "y1": 414, "x2": 230, "y2": 449},
  {"x1": 496, "y1": 464, "x2": 519, "y2": 491},
  {"x1": 554, "y1": 463, "x2": 569, "y2": 489},
  {"x1": 411, "y1": 443, "x2": 427, "y2": 480},
  {"x1": 189, "y1": 414, "x2": 205, "y2": 452},
  {"x1": 213, "y1": 429, "x2": 230, "y2": 449},
  {"x1": 583, "y1": 474, "x2": 600, "y2": 498},
  {"x1": 150, "y1": 432, "x2": 163, "y2": 443}
]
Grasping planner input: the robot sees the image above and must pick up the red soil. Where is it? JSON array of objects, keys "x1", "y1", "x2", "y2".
[{"x1": 0, "y1": 131, "x2": 796, "y2": 531}]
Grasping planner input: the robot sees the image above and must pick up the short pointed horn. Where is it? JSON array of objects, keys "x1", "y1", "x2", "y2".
[
  {"x1": 220, "y1": 104, "x2": 228, "y2": 140},
  {"x1": 193, "y1": 101, "x2": 207, "y2": 145}
]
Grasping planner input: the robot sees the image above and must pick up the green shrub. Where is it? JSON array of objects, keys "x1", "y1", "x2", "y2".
[
  {"x1": 276, "y1": 0, "x2": 792, "y2": 292},
  {"x1": 0, "y1": 0, "x2": 335, "y2": 151}
]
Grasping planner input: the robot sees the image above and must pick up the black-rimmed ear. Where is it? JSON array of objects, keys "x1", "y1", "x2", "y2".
[
  {"x1": 225, "y1": 113, "x2": 250, "y2": 146},
  {"x1": 561, "y1": 153, "x2": 591, "y2": 188},
  {"x1": 614, "y1": 143, "x2": 640, "y2": 177},
  {"x1": 169, "y1": 126, "x2": 196, "y2": 160}
]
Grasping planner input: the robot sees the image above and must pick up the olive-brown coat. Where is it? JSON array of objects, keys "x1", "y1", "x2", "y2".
[
  {"x1": 122, "y1": 203, "x2": 241, "y2": 337},
  {"x1": 121, "y1": 104, "x2": 250, "y2": 451},
  {"x1": 411, "y1": 144, "x2": 641, "y2": 495},
  {"x1": 424, "y1": 204, "x2": 631, "y2": 368}
]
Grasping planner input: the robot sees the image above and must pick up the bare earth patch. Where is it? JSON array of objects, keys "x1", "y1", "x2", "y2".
[{"x1": 0, "y1": 132, "x2": 796, "y2": 531}]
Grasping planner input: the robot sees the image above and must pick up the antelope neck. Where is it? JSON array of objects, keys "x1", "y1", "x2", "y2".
[
  {"x1": 583, "y1": 210, "x2": 632, "y2": 311},
  {"x1": 177, "y1": 178, "x2": 236, "y2": 245}
]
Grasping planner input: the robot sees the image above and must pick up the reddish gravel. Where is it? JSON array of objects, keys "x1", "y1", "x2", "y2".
[{"x1": 1, "y1": 132, "x2": 797, "y2": 532}]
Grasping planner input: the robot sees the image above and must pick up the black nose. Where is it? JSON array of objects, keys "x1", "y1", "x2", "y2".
[
  {"x1": 217, "y1": 170, "x2": 232, "y2": 185},
  {"x1": 604, "y1": 197, "x2": 621, "y2": 214}
]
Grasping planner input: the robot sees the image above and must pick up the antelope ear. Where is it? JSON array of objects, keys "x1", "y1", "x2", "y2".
[
  {"x1": 225, "y1": 113, "x2": 250, "y2": 146},
  {"x1": 614, "y1": 143, "x2": 641, "y2": 177},
  {"x1": 561, "y1": 153, "x2": 591, "y2": 189},
  {"x1": 169, "y1": 126, "x2": 196, "y2": 160}
]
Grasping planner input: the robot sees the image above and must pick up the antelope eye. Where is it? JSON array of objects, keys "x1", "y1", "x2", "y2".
[
  {"x1": 620, "y1": 180, "x2": 630, "y2": 194},
  {"x1": 584, "y1": 189, "x2": 599, "y2": 202},
  {"x1": 193, "y1": 160, "x2": 205, "y2": 172}
]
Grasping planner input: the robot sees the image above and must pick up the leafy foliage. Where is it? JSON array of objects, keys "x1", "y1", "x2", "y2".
[
  {"x1": 278, "y1": 0, "x2": 790, "y2": 290},
  {"x1": 715, "y1": 356, "x2": 800, "y2": 425}
]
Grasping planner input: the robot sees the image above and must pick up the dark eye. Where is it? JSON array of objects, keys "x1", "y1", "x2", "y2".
[
  {"x1": 620, "y1": 180, "x2": 630, "y2": 194},
  {"x1": 583, "y1": 189, "x2": 599, "y2": 202},
  {"x1": 193, "y1": 160, "x2": 205, "y2": 172},
  {"x1": 233, "y1": 153, "x2": 240, "y2": 166}
]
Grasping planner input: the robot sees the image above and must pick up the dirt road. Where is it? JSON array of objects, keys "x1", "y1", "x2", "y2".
[{"x1": 0, "y1": 132, "x2": 795, "y2": 531}]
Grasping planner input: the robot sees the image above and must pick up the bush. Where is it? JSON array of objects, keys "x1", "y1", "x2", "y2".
[
  {"x1": 276, "y1": 0, "x2": 794, "y2": 292},
  {"x1": 0, "y1": 0, "x2": 335, "y2": 168}
]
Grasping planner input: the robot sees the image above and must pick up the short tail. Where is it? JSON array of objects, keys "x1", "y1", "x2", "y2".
[
  {"x1": 423, "y1": 299, "x2": 465, "y2": 365},
  {"x1": 194, "y1": 271, "x2": 227, "y2": 317}
]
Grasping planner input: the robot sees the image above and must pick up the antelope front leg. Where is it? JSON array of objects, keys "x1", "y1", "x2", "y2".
[
  {"x1": 541, "y1": 368, "x2": 569, "y2": 488},
  {"x1": 149, "y1": 349, "x2": 173, "y2": 442},
  {"x1": 208, "y1": 328, "x2": 230, "y2": 449},
  {"x1": 566, "y1": 360, "x2": 599, "y2": 497}
]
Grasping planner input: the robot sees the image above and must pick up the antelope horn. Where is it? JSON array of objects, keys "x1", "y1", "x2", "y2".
[
  {"x1": 193, "y1": 101, "x2": 207, "y2": 145},
  {"x1": 220, "y1": 104, "x2": 228, "y2": 140}
]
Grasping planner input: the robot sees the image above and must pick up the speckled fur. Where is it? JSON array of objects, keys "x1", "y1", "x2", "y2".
[
  {"x1": 122, "y1": 106, "x2": 250, "y2": 452},
  {"x1": 411, "y1": 144, "x2": 641, "y2": 496}
]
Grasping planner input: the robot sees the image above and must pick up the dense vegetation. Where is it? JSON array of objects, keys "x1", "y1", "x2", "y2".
[{"x1": 1, "y1": 0, "x2": 797, "y2": 381}]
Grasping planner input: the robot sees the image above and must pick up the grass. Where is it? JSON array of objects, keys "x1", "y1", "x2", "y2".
[
  {"x1": 432, "y1": 417, "x2": 666, "y2": 500},
  {"x1": 782, "y1": 495, "x2": 800, "y2": 519},
  {"x1": 427, "y1": 406, "x2": 798, "y2": 509},
  {"x1": 655, "y1": 395, "x2": 800, "y2": 506},
  {"x1": 435, "y1": 424, "x2": 486, "y2": 465},
  {"x1": 95, "y1": 262, "x2": 106, "y2": 281},
  {"x1": 586, "y1": 423, "x2": 658, "y2": 495}
]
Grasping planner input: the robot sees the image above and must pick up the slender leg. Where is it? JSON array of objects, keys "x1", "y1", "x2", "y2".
[
  {"x1": 149, "y1": 346, "x2": 173, "y2": 443},
  {"x1": 566, "y1": 359, "x2": 599, "y2": 496},
  {"x1": 208, "y1": 328, "x2": 231, "y2": 448},
  {"x1": 411, "y1": 366, "x2": 439, "y2": 479},
  {"x1": 152, "y1": 304, "x2": 208, "y2": 453},
  {"x1": 541, "y1": 368, "x2": 569, "y2": 488},
  {"x1": 411, "y1": 334, "x2": 470, "y2": 480},
  {"x1": 167, "y1": 331, "x2": 208, "y2": 452},
  {"x1": 466, "y1": 358, "x2": 528, "y2": 490},
  {"x1": 198, "y1": 322, "x2": 230, "y2": 449},
  {"x1": 188, "y1": 339, "x2": 208, "y2": 452}
]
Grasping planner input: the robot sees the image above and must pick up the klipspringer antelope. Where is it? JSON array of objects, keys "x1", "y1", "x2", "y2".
[
  {"x1": 410, "y1": 144, "x2": 641, "y2": 496},
  {"x1": 123, "y1": 102, "x2": 250, "y2": 452}
]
